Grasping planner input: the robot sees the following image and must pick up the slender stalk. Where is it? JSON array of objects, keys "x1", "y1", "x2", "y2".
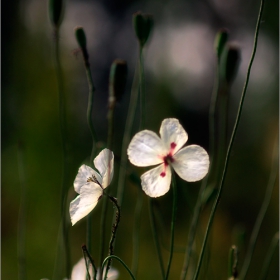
[
  {"x1": 116, "y1": 61, "x2": 139, "y2": 207},
  {"x1": 259, "y1": 232, "x2": 279, "y2": 280},
  {"x1": 102, "y1": 255, "x2": 136, "y2": 280},
  {"x1": 193, "y1": 1, "x2": 265, "y2": 279},
  {"x1": 180, "y1": 61, "x2": 221, "y2": 280},
  {"x1": 139, "y1": 47, "x2": 145, "y2": 129},
  {"x1": 82, "y1": 244, "x2": 98, "y2": 280},
  {"x1": 52, "y1": 27, "x2": 71, "y2": 279},
  {"x1": 80, "y1": 41, "x2": 98, "y2": 257},
  {"x1": 239, "y1": 139, "x2": 278, "y2": 280},
  {"x1": 131, "y1": 187, "x2": 143, "y2": 276},
  {"x1": 99, "y1": 82, "x2": 116, "y2": 278},
  {"x1": 149, "y1": 198, "x2": 165, "y2": 279},
  {"x1": 131, "y1": 45, "x2": 145, "y2": 276},
  {"x1": 165, "y1": 175, "x2": 177, "y2": 280},
  {"x1": 17, "y1": 142, "x2": 27, "y2": 280}
]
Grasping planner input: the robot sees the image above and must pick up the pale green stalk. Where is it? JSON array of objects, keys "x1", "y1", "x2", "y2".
[
  {"x1": 165, "y1": 175, "x2": 178, "y2": 280},
  {"x1": 239, "y1": 139, "x2": 278, "y2": 280},
  {"x1": 193, "y1": 1, "x2": 265, "y2": 279}
]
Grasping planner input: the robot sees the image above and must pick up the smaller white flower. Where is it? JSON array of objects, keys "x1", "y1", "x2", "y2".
[
  {"x1": 70, "y1": 148, "x2": 114, "y2": 225},
  {"x1": 127, "y1": 118, "x2": 209, "y2": 197},
  {"x1": 71, "y1": 258, "x2": 119, "y2": 280}
]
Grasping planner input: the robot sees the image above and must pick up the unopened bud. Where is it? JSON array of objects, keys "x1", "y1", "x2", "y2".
[
  {"x1": 74, "y1": 26, "x2": 89, "y2": 66},
  {"x1": 133, "y1": 12, "x2": 154, "y2": 48},
  {"x1": 220, "y1": 43, "x2": 241, "y2": 86},
  {"x1": 75, "y1": 26, "x2": 87, "y2": 49},
  {"x1": 49, "y1": 0, "x2": 64, "y2": 28},
  {"x1": 214, "y1": 28, "x2": 229, "y2": 61},
  {"x1": 109, "y1": 59, "x2": 128, "y2": 103}
]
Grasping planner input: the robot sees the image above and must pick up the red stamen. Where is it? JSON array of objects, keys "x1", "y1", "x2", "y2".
[{"x1": 160, "y1": 172, "x2": 166, "y2": 177}]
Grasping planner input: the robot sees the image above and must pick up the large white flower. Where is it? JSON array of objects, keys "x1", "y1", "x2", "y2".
[
  {"x1": 70, "y1": 148, "x2": 114, "y2": 225},
  {"x1": 127, "y1": 118, "x2": 209, "y2": 197},
  {"x1": 71, "y1": 258, "x2": 119, "y2": 280}
]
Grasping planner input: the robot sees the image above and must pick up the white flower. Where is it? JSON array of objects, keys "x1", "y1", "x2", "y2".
[
  {"x1": 71, "y1": 258, "x2": 119, "y2": 280},
  {"x1": 70, "y1": 148, "x2": 114, "y2": 225},
  {"x1": 127, "y1": 118, "x2": 209, "y2": 197}
]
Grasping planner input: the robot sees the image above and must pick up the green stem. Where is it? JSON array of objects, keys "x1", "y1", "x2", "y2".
[
  {"x1": 116, "y1": 58, "x2": 140, "y2": 207},
  {"x1": 82, "y1": 43, "x2": 98, "y2": 257},
  {"x1": 84, "y1": 59, "x2": 98, "y2": 165},
  {"x1": 52, "y1": 27, "x2": 71, "y2": 279},
  {"x1": 149, "y1": 198, "x2": 165, "y2": 279},
  {"x1": 102, "y1": 255, "x2": 136, "y2": 280},
  {"x1": 165, "y1": 175, "x2": 177, "y2": 280},
  {"x1": 259, "y1": 232, "x2": 279, "y2": 280},
  {"x1": 82, "y1": 244, "x2": 98, "y2": 280},
  {"x1": 139, "y1": 47, "x2": 145, "y2": 129},
  {"x1": 193, "y1": 1, "x2": 265, "y2": 279},
  {"x1": 239, "y1": 139, "x2": 278, "y2": 280},
  {"x1": 131, "y1": 187, "x2": 143, "y2": 276},
  {"x1": 180, "y1": 61, "x2": 221, "y2": 280}
]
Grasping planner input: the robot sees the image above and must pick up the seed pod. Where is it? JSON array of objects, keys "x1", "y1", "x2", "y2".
[
  {"x1": 109, "y1": 59, "x2": 128, "y2": 104},
  {"x1": 49, "y1": 0, "x2": 64, "y2": 28},
  {"x1": 220, "y1": 43, "x2": 241, "y2": 86},
  {"x1": 133, "y1": 12, "x2": 154, "y2": 48}
]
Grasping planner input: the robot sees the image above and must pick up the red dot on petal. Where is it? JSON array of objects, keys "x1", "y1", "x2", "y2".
[
  {"x1": 160, "y1": 172, "x2": 166, "y2": 177},
  {"x1": 171, "y1": 142, "x2": 177, "y2": 149}
]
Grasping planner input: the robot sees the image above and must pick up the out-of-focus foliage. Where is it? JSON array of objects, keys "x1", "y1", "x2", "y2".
[{"x1": 2, "y1": 0, "x2": 278, "y2": 279}]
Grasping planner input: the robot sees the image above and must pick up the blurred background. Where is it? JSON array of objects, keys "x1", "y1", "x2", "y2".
[{"x1": 2, "y1": 0, "x2": 278, "y2": 279}]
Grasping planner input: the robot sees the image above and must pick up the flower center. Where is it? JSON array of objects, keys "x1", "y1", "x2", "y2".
[{"x1": 160, "y1": 142, "x2": 176, "y2": 177}]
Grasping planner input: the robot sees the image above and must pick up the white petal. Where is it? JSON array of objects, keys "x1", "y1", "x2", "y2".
[
  {"x1": 127, "y1": 130, "x2": 165, "y2": 167},
  {"x1": 141, "y1": 164, "x2": 171, "y2": 197},
  {"x1": 94, "y1": 148, "x2": 114, "y2": 189},
  {"x1": 70, "y1": 183, "x2": 103, "y2": 225},
  {"x1": 172, "y1": 145, "x2": 209, "y2": 182},
  {"x1": 159, "y1": 118, "x2": 188, "y2": 154},
  {"x1": 74, "y1": 165, "x2": 102, "y2": 193},
  {"x1": 71, "y1": 258, "x2": 93, "y2": 280}
]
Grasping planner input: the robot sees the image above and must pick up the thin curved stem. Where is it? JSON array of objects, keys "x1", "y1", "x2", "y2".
[
  {"x1": 193, "y1": 1, "x2": 265, "y2": 279},
  {"x1": 102, "y1": 255, "x2": 136, "y2": 280}
]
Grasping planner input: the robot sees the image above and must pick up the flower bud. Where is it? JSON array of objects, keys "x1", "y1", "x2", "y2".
[
  {"x1": 109, "y1": 59, "x2": 128, "y2": 103},
  {"x1": 49, "y1": 0, "x2": 64, "y2": 28},
  {"x1": 75, "y1": 26, "x2": 87, "y2": 49},
  {"x1": 133, "y1": 12, "x2": 154, "y2": 48},
  {"x1": 220, "y1": 43, "x2": 241, "y2": 86},
  {"x1": 214, "y1": 28, "x2": 229, "y2": 61},
  {"x1": 74, "y1": 26, "x2": 89, "y2": 66}
]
